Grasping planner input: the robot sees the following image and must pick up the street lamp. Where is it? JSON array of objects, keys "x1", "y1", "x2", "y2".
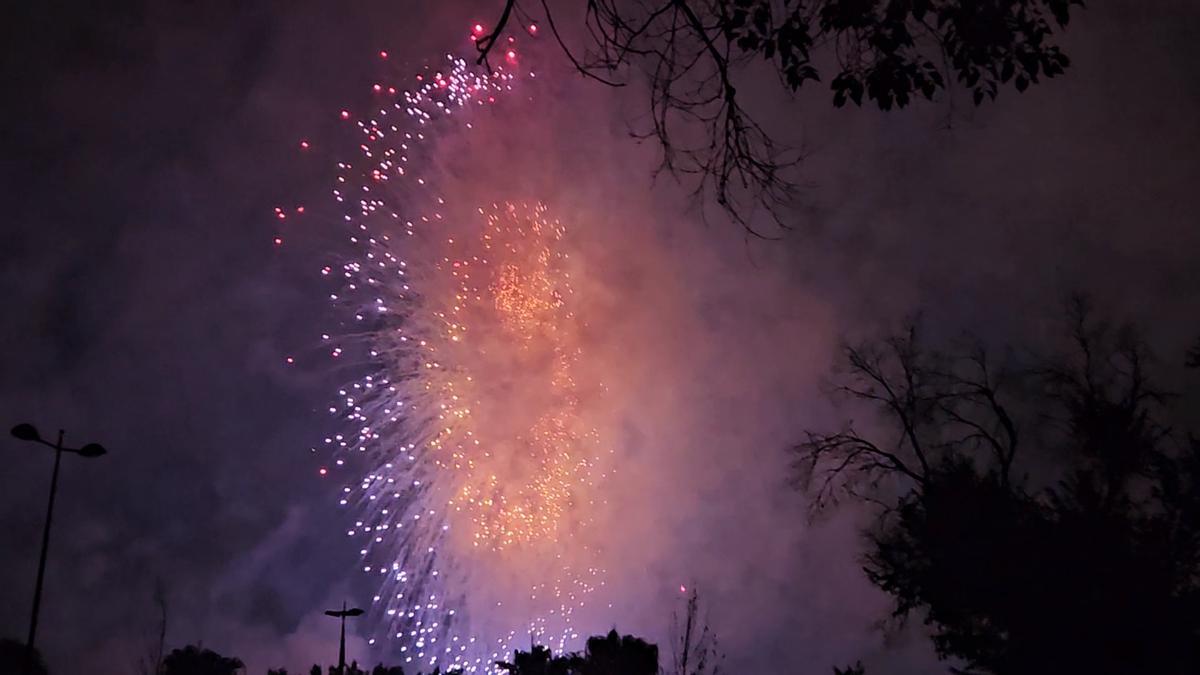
[
  {"x1": 10, "y1": 423, "x2": 107, "y2": 664},
  {"x1": 324, "y1": 602, "x2": 365, "y2": 675}
]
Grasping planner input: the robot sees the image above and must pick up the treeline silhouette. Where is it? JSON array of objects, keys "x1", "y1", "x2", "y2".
[
  {"x1": 150, "y1": 626, "x2": 665, "y2": 675},
  {"x1": 8, "y1": 630, "x2": 658, "y2": 675},
  {"x1": 0, "y1": 599, "x2": 710, "y2": 675}
]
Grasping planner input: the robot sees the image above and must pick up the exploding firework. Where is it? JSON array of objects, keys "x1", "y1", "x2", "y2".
[{"x1": 309, "y1": 33, "x2": 613, "y2": 673}]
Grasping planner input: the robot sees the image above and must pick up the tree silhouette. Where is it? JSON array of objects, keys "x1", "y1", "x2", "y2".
[
  {"x1": 305, "y1": 663, "x2": 412, "y2": 675},
  {"x1": 496, "y1": 630, "x2": 658, "y2": 675},
  {"x1": 480, "y1": 0, "x2": 1084, "y2": 228},
  {"x1": 578, "y1": 630, "x2": 657, "y2": 675},
  {"x1": 161, "y1": 645, "x2": 245, "y2": 675},
  {"x1": 0, "y1": 639, "x2": 48, "y2": 675},
  {"x1": 795, "y1": 299, "x2": 1200, "y2": 674},
  {"x1": 669, "y1": 590, "x2": 722, "y2": 675},
  {"x1": 496, "y1": 645, "x2": 577, "y2": 675},
  {"x1": 137, "y1": 582, "x2": 170, "y2": 675}
]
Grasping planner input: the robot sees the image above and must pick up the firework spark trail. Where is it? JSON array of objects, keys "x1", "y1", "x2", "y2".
[{"x1": 313, "y1": 32, "x2": 612, "y2": 673}]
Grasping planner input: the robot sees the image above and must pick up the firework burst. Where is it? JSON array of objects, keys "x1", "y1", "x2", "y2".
[{"x1": 310, "y1": 33, "x2": 612, "y2": 673}]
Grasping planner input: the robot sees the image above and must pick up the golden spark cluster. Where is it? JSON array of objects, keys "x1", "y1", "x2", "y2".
[{"x1": 420, "y1": 202, "x2": 605, "y2": 553}]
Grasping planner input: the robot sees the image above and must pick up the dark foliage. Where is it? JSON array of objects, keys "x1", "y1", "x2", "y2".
[
  {"x1": 796, "y1": 299, "x2": 1200, "y2": 674},
  {"x1": 297, "y1": 662, "x2": 455, "y2": 675},
  {"x1": 0, "y1": 639, "x2": 48, "y2": 675},
  {"x1": 580, "y1": 630, "x2": 658, "y2": 675},
  {"x1": 162, "y1": 645, "x2": 244, "y2": 675},
  {"x1": 496, "y1": 629, "x2": 657, "y2": 675},
  {"x1": 497, "y1": 645, "x2": 576, "y2": 675},
  {"x1": 300, "y1": 663, "x2": 417, "y2": 675},
  {"x1": 481, "y1": 1, "x2": 1084, "y2": 229}
]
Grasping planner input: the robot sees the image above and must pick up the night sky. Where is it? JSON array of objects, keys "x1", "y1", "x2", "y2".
[{"x1": 2, "y1": 1, "x2": 1199, "y2": 673}]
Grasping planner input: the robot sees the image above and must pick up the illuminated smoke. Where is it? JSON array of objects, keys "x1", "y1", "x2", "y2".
[{"x1": 315, "y1": 38, "x2": 610, "y2": 672}]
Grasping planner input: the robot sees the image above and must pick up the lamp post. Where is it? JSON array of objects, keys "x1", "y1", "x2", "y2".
[
  {"x1": 10, "y1": 423, "x2": 106, "y2": 664},
  {"x1": 324, "y1": 602, "x2": 364, "y2": 675}
]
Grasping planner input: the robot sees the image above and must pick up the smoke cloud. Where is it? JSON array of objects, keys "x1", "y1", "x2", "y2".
[{"x1": 1, "y1": 1, "x2": 1197, "y2": 674}]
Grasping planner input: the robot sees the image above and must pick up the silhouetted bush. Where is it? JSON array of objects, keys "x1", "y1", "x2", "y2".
[
  {"x1": 162, "y1": 645, "x2": 244, "y2": 675},
  {"x1": 0, "y1": 639, "x2": 48, "y2": 675}
]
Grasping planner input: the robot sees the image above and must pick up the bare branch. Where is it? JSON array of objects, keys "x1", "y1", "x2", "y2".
[
  {"x1": 795, "y1": 428, "x2": 925, "y2": 515},
  {"x1": 475, "y1": 0, "x2": 518, "y2": 69},
  {"x1": 488, "y1": 0, "x2": 1082, "y2": 227},
  {"x1": 539, "y1": 0, "x2": 626, "y2": 87},
  {"x1": 794, "y1": 319, "x2": 1030, "y2": 515}
]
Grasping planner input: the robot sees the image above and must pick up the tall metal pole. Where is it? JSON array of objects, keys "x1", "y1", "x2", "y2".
[
  {"x1": 324, "y1": 602, "x2": 362, "y2": 675},
  {"x1": 27, "y1": 429, "x2": 64, "y2": 654},
  {"x1": 338, "y1": 600, "x2": 347, "y2": 675}
]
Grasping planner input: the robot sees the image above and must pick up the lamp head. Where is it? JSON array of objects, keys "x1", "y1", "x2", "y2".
[
  {"x1": 11, "y1": 423, "x2": 40, "y2": 442},
  {"x1": 78, "y1": 443, "x2": 107, "y2": 458}
]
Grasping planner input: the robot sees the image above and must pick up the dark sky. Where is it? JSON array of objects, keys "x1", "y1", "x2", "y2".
[{"x1": 2, "y1": 1, "x2": 1199, "y2": 674}]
